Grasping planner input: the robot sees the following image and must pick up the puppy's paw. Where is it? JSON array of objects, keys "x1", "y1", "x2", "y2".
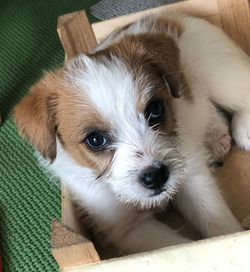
[{"x1": 232, "y1": 112, "x2": 250, "y2": 151}]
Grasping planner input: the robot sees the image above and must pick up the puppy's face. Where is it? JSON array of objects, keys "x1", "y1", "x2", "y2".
[{"x1": 15, "y1": 33, "x2": 186, "y2": 210}]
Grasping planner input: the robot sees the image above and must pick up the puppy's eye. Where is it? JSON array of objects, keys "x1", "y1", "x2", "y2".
[
  {"x1": 85, "y1": 131, "x2": 108, "y2": 150},
  {"x1": 145, "y1": 100, "x2": 165, "y2": 126}
]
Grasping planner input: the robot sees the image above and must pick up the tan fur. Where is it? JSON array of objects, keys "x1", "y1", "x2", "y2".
[
  {"x1": 14, "y1": 71, "x2": 61, "y2": 161},
  {"x1": 14, "y1": 70, "x2": 114, "y2": 176},
  {"x1": 55, "y1": 87, "x2": 114, "y2": 176}
]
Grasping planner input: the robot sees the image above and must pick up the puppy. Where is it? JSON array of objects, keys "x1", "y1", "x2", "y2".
[{"x1": 14, "y1": 13, "x2": 248, "y2": 254}]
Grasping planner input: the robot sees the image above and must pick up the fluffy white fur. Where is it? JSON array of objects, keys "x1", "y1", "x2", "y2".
[{"x1": 46, "y1": 14, "x2": 250, "y2": 253}]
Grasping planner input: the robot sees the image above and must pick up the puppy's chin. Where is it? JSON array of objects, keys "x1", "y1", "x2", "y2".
[
  {"x1": 116, "y1": 189, "x2": 172, "y2": 211},
  {"x1": 108, "y1": 176, "x2": 182, "y2": 211}
]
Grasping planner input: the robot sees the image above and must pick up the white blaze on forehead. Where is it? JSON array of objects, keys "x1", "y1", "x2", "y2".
[
  {"x1": 81, "y1": 55, "x2": 137, "y2": 120},
  {"x1": 66, "y1": 54, "x2": 161, "y2": 159},
  {"x1": 68, "y1": 55, "x2": 147, "y2": 131}
]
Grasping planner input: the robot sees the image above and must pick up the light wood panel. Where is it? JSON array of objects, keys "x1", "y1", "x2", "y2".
[
  {"x1": 63, "y1": 231, "x2": 250, "y2": 272},
  {"x1": 218, "y1": 0, "x2": 250, "y2": 54},
  {"x1": 57, "y1": 10, "x2": 97, "y2": 60},
  {"x1": 52, "y1": 221, "x2": 100, "y2": 269}
]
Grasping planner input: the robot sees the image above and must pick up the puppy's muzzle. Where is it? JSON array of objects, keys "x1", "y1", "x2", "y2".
[{"x1": 139, "y1": 163, "x2": 169, "y2": 190}]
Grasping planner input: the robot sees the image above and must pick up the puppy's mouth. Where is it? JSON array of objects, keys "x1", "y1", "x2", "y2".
[
  {"x1": 150, "y1": 187, "x2": 167, "y2": 197},
  {"x1": 110, "y1": 165, "x2": 185, "y2": 211}
]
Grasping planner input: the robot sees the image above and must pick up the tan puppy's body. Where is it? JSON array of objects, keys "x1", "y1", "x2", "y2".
[{"x1": 15, "y1": 13, "x2": 249, "y2": 253}]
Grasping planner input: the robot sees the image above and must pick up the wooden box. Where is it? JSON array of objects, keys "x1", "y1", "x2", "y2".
[{"x1": 52, "y1": 0, "x2": 250, "y2": 271}]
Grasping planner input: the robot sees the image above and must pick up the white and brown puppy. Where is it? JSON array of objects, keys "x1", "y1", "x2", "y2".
[{"x1": 14, "y1": 13, "x2": 249, "y2": 254}]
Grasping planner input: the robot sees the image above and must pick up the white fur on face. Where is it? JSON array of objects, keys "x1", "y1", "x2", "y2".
[{"x1": 64, "y1": 55, "x2": 185, "y2": 209}]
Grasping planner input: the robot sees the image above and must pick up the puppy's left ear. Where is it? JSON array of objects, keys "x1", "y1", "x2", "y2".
[
  {"x1": 137, "y1": 33, "x2": 181, "y2": 98},
  {"x1": 14, "y1": 73, "x2": 58, "y2": 161}
]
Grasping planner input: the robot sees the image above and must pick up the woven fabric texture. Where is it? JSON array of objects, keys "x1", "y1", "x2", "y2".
[
  {"x1": 91, "y1": 0, "x2": 182, "y2": 20},
  {"x1": 0, "y1": 1, "x2": 98, "y2": 271}
]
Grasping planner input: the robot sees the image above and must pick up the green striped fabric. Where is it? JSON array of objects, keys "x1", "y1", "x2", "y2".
[{"x1": 0, "y1": 1, "x2": 98, "y2": 271}]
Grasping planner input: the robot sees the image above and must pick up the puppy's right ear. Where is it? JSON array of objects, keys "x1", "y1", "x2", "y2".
[{"x1": 14, "y1": 73, "x2": 58, "y2": 161}]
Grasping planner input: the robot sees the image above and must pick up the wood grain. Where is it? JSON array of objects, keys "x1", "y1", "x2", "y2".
[
  {"x1": 216, "y1": 147, "x2": 250, "y2": 222},
  {"x1": 63, "y1": 231, "x2": 250, "y2": 272},
  {"x1": 52, "y1": 220, "x2": 100, "y2": 269},
  {"x1": 61, "y1": 187, "x2": 86, "y2": 236},
  {"x1": 218, "y1": 0, "x2": 250, "y2": 54},
  {"x1": 57, "y1": 10, "x2": 97, "y2": 59}
]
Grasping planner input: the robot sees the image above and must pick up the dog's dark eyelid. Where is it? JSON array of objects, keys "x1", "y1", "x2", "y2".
[{"x1": 144, "y1": 99, "x2": 165, "y2": 127}]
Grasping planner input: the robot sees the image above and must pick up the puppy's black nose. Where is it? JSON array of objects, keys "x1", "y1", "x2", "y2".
[{"x1": 140, "y1": 164, "x2": 169, "y2": 189}]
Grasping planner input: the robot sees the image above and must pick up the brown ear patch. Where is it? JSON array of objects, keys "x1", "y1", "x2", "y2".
[
  {"x1": 14, "y1": 73, "x2": 59, "y2": 161},
  {"x1": 131, "y1": 33, "x2": 181, "y2": 98},
  {"x1": 93, "y1": 32, "x2": 181, "y2": 98}
]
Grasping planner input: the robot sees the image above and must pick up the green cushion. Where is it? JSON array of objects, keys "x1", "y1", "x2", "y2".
[{"x1": 0, "y1": 1, "x2": 98, "y2": 271}]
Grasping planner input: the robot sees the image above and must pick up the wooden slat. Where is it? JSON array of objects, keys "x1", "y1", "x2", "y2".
[
  {"x1": 61, "y1": 186, "x2": 85, "y2": 236},
  {"x1": 52, "y1": 221, "x2": 100, "y2": 270},
  {"x1": 216, "y1": 147, "x2": 250, "y2": 222},
  {"x1": 63, "y1": 231, "x2": 250, "y2": 272},
  {"x1": 57, "y1": 10, "x2": 97, "y2": 59},
  {"x1": 217, "y1": 0, "x2": 250, "y2": 54}
]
